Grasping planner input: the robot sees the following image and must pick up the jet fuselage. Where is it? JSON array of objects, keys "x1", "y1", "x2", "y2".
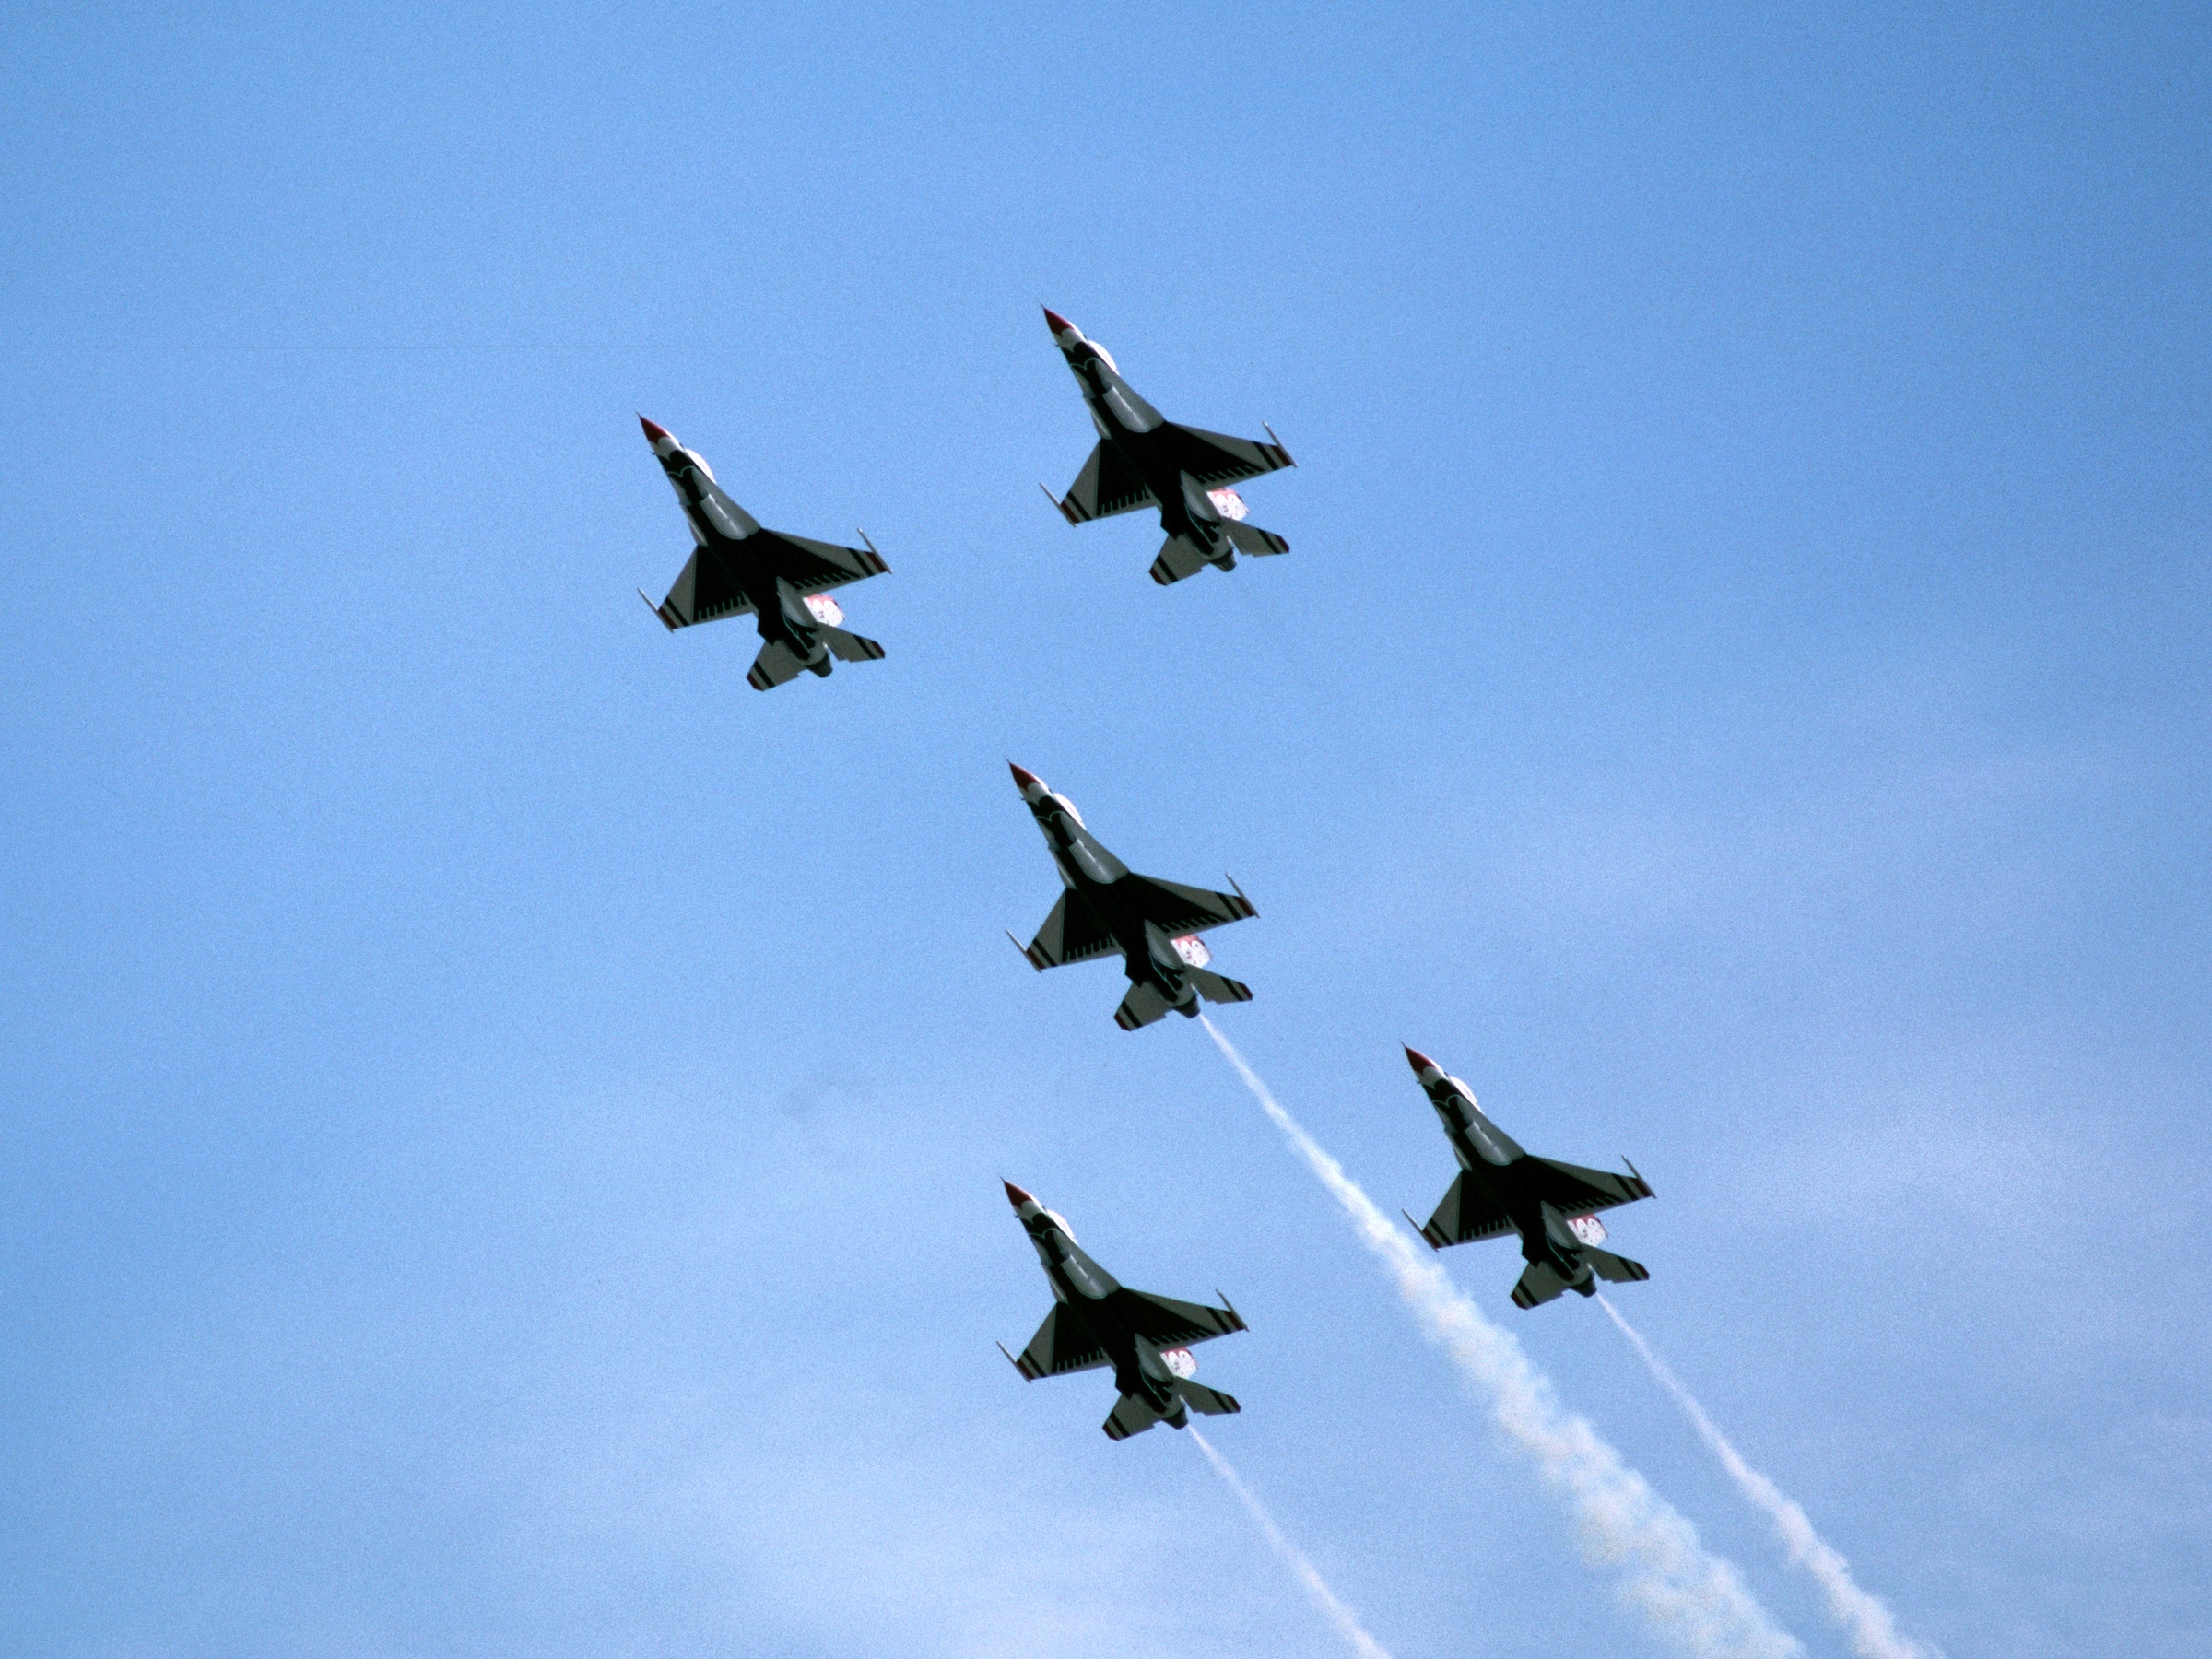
[
  {"x1": 1052, "y1": 328, "x2": 1239, "y2": 571},
  {"x1": 648, "y1": 433, "x2": 830, "y2": 669},
  {"x1": 1420, "y1": 1064, "x2": 1604, "y2": 1291},
  {"x1": 1024, "y1": 786, "x2": 1198, "y2": 1016},
  {"x1": 1018, "y1": 1206, "x2": 1189, "y2": 1418}
]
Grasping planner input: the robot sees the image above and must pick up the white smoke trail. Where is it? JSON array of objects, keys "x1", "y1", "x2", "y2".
[
  {"x1": 1188, "y1": 1427, "x2": 1396, "y2": 1659},
  {"x1": 1199, "y1": 1018, "x2": 1802, "y2": 1659},
  {"x1": 1594, "y1": 1295, "x2": 1942, "y2": 1659}
]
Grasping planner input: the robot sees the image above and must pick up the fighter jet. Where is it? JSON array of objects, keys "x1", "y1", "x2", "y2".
[
  {"x1": 1038, "y1": 309, "x2": 1295, "y2": 586},
  {"x1": 1403, "y1": 1047, "x2": 1656, "y2": 1308},
  {"x1": 997, "y1": 1182, "x2": 1246, "y2": 1441},
  {"x1": 1006, "y1": 764, "x2": 1256, "y2": 1030},
  {"x1": 635, "y1": 417, "x2": 890, "y2": 690}
]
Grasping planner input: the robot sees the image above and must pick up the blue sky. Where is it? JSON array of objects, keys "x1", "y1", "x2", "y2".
[{"x1": 2, "y1": 3, "x2": 2206, "y2": 1655}]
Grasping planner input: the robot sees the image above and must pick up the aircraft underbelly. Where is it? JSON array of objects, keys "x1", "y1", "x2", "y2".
[{"x1": 1122, "y1": 444, "x2": 1189, "y2": 528}]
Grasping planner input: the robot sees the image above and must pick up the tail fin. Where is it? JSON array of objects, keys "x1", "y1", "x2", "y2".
[
  {"x1": 1222, "y1": 521, "x2": 1288, "y2": 556},
  {"x1": 819, "y1": 624, "x2": 886, "y2": 664},
  {"x1": 1179, "y1": 1381, "x2": 1241, "y2": 1418},
  {"x1": 1584, "y1": 1247, "x2": 1650, "y2": 1285},
  {"x1": 1190, "y1": 968, "x2": 1253, "y2": 1006}
]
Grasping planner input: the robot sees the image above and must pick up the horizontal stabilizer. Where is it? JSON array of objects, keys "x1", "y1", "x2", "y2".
[
  {"x1": 1114, "y1": 980, "x2": 1176, "y2": 1030},
  {"x1": 1190, "y1": 968, "x2": 1253, "y2": 1006},
  {"x1": 1222, "y1": 520, "x2": 1288, "y2": 556},
  {"x1": 819, "y1": 624, "x2": 886, "y2": 664},
  {"x1": 1149, "y1": 534, "x2": 1223, "y2": 586},
  {"x1": 1180, "y1": 1381, "x2": 1241, "y2": 1418},
  {"x1": 1584, "y1": 1247, "x2": 1650, "y2": 1285},
  {"x1": 1511, "y1": 1259, "x2": 1572, "y2": 1310},
  {"x1": 747, "y1": 639, "x2": 808, "y2": 691},
  {"x1": 1103, "y1": 1391, "x2": 1167, "y2": 1441}
]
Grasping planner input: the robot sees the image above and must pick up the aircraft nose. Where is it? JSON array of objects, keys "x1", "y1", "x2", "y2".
[
  {"x1": 1003, "y1": 1180, "x2": 1036, "y2": 1210},
  {"x1": 639, "y1": 415, "x2": 672, "y2": 445},
  {"x1": 1041, "y1": 306, "x2": 1077, "y2": 339},
  {"x1": 1008, "y1": 762, "x2": 1041, "y2": 793},
  {"x1": 1404, "y1": 1045, "x2": 1440, "y2": 1077}
]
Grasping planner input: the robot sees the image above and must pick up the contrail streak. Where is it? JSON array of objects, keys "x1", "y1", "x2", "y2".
[
  {"x1": 1595, "y1": 1295, "x2": 1941, "y2": 1659},
  {"x1": 1189, "y1": 1427, "x2": 1395, "y2": 1659},
  {"x1": 1199, "y1": 1018, "x2": 1801, "y2": 1659}
]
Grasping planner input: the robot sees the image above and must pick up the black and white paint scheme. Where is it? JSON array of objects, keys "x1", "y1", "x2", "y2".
[
  {"x1": 1403, "y1": 1046, "x2": 1657, "y2": 1309},
  {"x1": 1006, "y1": 764, "x2": 1257, "y2": 1030},
  {"x1": 1039, "y1": 308, "x2": 1296, "y2": 585},
  {"x1": 636, "y1": 417, "x2": 890, "y2": 690},
  {"x1": 997, "y1": 1182, "x2": 1247, "y2": 1441}
]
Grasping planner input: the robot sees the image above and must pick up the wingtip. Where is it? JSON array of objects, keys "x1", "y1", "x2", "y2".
[{"x1": 1402, "y1": 1209, "x2": 1441, "y2": 1251}]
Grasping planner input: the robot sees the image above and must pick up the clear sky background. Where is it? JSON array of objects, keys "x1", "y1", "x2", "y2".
[{"x1": 2, "y1": 4, "x2": 2206, "y2": 1656}]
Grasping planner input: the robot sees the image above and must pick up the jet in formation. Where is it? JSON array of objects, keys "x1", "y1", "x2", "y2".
[
  {"x1": 1039, "y1": 309, "x2": 1296, "y2": 586},
  {"x1": 1403, "y1": 1047, "x2": 1655, "y2": 1307},
  {"x1": 1007, "y1": 764, "x2": 1257, "y2": 1030},
  {"x1": 636, "y1": 417, "x2": 891, "y2": 690},
  {"x1": 998, "y1": 1182, "x2": 1246, "y2": 1440}
]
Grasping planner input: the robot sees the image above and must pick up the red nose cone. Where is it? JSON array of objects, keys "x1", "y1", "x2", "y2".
[
  {"x1": 639, "y1": 415, "x2": 671, "y2": 444},
  {"x1": 1008, "y1": 762, "x2": 1041, "y2": 792},
  {"x1": 1405, "y1": 1046, "x2": 1440, "y2": 1077},
  {"x1": 1004, "y1": 1180, "x2": 1035, "y2": 1209},
  {"x1": 1041, "y1": 306, "x2": 1076, "y2": 338}
]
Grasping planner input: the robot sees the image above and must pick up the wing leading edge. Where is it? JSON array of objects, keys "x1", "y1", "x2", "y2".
[
  {"x1": 1053, "y1": 441, "x2": 1157, "y2": 524},
  {"x1": 1018, "y1": 892, "x2": 1121, "y2": 971},
  {"x1": 1008, "y1": 1305, "x2": 1109, "y2": 1381},
  {"x1": 1124, "y1": 875, "x2": 1257, "y2": 936},
  {"x1": 1529, "y1": 1159, "x2": 1653, "y2": 1216},
  {"x1": 1160, "y1": 423, "x2": 1294, "y2": 487},
  {"x1": 1120, "y1": 1289, "x2": 1246, "y2": 1349},
  {"x1": 650, "y1": 530, "x2": 889, "y2": 630},
  {"x1": 1418, "y1": 1171, "x2": 1516, "y2": 1249}
]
